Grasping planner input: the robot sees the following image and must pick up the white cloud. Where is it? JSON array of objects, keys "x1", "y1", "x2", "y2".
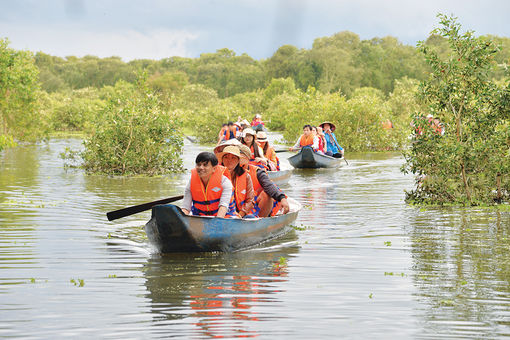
[
  {"x1": 1, "y1": 25, "x2": 199, "y2": 61},
  {"x1": 1, "y1": 0, "x2": 509, "y2": 60}
]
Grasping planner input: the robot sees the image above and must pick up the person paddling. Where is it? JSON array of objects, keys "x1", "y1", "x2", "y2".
[
  {"x1": 319, "y1": 122, "x2": 344, "y2": 158},
  {"x1": 181, "y1": 152, "x2": 235, "y2": 218}
]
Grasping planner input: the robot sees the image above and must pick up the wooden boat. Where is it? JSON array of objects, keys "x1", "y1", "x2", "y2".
[
  {"x1": 144, "y1": 198, "x2": 302, "y2": 253},
  {"x1": 267, "y1": 169, "x2": 291, "y2": 185},
  {"x1": 288, "y1": 146, "x2": 342, "y2": 169}
]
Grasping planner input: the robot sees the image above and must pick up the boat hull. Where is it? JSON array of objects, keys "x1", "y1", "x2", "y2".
[
  {"x1": 145, "y1": 198, "x2": 301, "y2": 253},
  {"x1": 288, "y1": 146, "x2": 342, "y2": 169},
  {"x1": 267, "y1": 169, "x2": 291, "y2": 185}
]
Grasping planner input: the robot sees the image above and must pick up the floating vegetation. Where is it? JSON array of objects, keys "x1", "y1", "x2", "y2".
[
  {"x1": 384, "y1": 241, "x2": 392, "y2": 247},
  {"x1": 273, "y1": 256, "x2": 288, "y2": 270},
  {"x1": 384, "y1": 272, "x2": 406, "y2": 277},
  {"x1": 0, "y1": 196, "x2": 64, "y2": 209},
  {"x1": 70, "y1": 278, "x2": 85, "y2": 287},
  {"x1": 439, "y1": 299, "x2": 455, "y2": 306},
  {"x1": 290, "y1": 224, "x2": 314, "y2": 231}
]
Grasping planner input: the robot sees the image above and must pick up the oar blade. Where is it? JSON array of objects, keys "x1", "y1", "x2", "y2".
[{"x1": 106, "y1": 195, "x2": 184, "y2": 221}]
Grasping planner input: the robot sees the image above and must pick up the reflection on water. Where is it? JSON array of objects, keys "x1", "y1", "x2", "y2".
[
  {"x1": 0, "y1": 144, "x2": 40, "y2": 292},
  {"x1": 1, "y1": 139, "x2": 510, "y2": 338},
  {"x1": 410, "y1": 208, "x2": 510, "y2": 337},
  {"x1": 144, "y1": 235, "x2": 299, "y2": 338}
]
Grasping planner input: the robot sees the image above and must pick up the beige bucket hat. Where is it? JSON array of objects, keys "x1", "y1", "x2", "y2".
[{"x1": 217, "y1": 145, "x2": 241, "y2": 162}]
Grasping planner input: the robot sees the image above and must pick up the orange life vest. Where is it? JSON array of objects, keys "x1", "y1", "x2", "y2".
[
  {"x1": 249, "y1": 144, "x2": 256, "y2": 159},
  {"x1": 246, "y1": 144, "x2": 267, "y2": 170},
  {"x1": 223, "y1": 126, "x2": 238, "y2": 140},
  {"x1": 270, "y1": 196, "x2": 284, "y2": 216},
  {"x1": 232, "y1": 172, "x2": 248, "y2": 212},
  {"x1": 261, "y1": 145, "x2": 278, "y2": 169},
  {"x1": 190, "y1": 165, "x2": 235, "y2": 216},
  {"x1": 247, "y1": 165, "x2": 262, "y2": 196},
  {"x1": 245, "y1": 165, "x2": 262, "y2": 216},
  {"x1": 221, "y1": 169, "x2": 237, "y2": 214},
  {"x1": 266, "y1": 147, "x2": 274, "y2": 160},
  {"x1": 299, "y1": 134, "x2": 314, "y2": 147}
]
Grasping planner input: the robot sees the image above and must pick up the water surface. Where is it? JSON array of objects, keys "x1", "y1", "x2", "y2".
[{"x1": 1, "y1": 138, "x2": 509, "y2": 339}]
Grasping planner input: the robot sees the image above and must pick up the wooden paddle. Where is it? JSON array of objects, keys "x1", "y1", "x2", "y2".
[{"x1": 106, "y1": 195, "x2": 184, "y2": 221}]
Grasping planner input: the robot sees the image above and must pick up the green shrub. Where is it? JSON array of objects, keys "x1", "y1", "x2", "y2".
[
  {"x1": 79, "y1": 79, "x2": 183, "y2": 175},
  {"x1": 402, "y1": 14, "x2": 510, "y2": 205},
  {"x1": 0, "y1": 38, "x2": 47, "y2": 141},
  {"x1": 0, "y1": 134, "x2": 17, "y2": 151}
]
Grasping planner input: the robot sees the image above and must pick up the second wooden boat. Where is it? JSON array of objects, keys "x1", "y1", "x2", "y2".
[{"x1": 288, "y1": 146, "x2": 342, "y2": 169}]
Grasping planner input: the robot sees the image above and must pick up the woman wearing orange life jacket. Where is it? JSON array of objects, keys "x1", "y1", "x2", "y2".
[
  {"x1": 241, "y1": 128, "x2": 268, "y2": 170},
  {"x1": 217, "y1": 123, "x2": 228, "y2": 144},
  {"x1": 217, "y1": 145, "x2": 256, "y2": 218},
  {"x1": 256, "y1": 131, "x2": 280, "y2": 171},
  {"x1": 289, "y1": 124, "x2": 319, "y2": 151},
  {"x1": 238, "y1": 145, "x2": 289, "y2": 217},
  {"x1": 217, "y1": 121, "x2": 238, "y2": 145},
  {"x1": 181, "y1": 152, "x2": 236, "y2": 218}
]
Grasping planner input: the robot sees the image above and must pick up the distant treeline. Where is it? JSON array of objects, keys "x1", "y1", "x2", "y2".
[
  {"x1": 35, "y1": 31, "x2": 510, "y2": 98},
  {"x1": 3, "y1": 15, "x2": 508, "y2": 204}
]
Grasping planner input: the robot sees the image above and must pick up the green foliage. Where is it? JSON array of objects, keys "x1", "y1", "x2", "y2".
[
  {"x1": 187, "y1": 99, "x2": 244, "y2": 143},
  {"x1": 338, "y1": 88, "x2": 392, "y2": 151},
  {"x1": 148, "y1": 71, "x2": 188, "y2": 106},
  {"x1": 403, "y1": 14, "x2": 510, "y2": 205},
  {"x1": 193, "y1": 48, "x2": 265, "y2": 98},
  {"x1": 228, "y1": 90, "x2": 264, "y2": 118},
  {"x1": 388, "y1": 77, "x2": 423, "y2": 123},
  {"x1": 268, "y1": 87, "x2": 328, "y2": 143},
  {"x1": 261, "y1": 78, "x2": 296, "y2": 108},
  {"x1": 171, "y1": 83, "x2": 220, "y2": 134},
  {"x1": 35, "y1": 53, "x2": 135, "y2": 91},
  {"x1": 172, "y1": 83, "x2": 219, "y2": 112},
  {"x1": 31, "y1": 30, "x2": 510, "y2": 102},
  {"x1": 0, "y1": 38, "x2": 48, "y2": 141},
  {"x1": 310, "y1": 31, "x2": 362, "y2": 96},
  {"x1": 266, "y1": 85, "x2": 406, "y2": 151},
  {"x1": 78, "y1": 78, "x2": 183, "y2": 175},
  {"x1": 39, "y1": 87, "x2": 105, "y2": 133},
  {"x1": 0, "y1": 134, "x2": 16, "y2": 151}
]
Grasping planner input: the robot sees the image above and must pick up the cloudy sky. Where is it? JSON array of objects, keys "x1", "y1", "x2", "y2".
[{"x1": 1, "y1": 0, "x2": 509, "y2": 61}]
